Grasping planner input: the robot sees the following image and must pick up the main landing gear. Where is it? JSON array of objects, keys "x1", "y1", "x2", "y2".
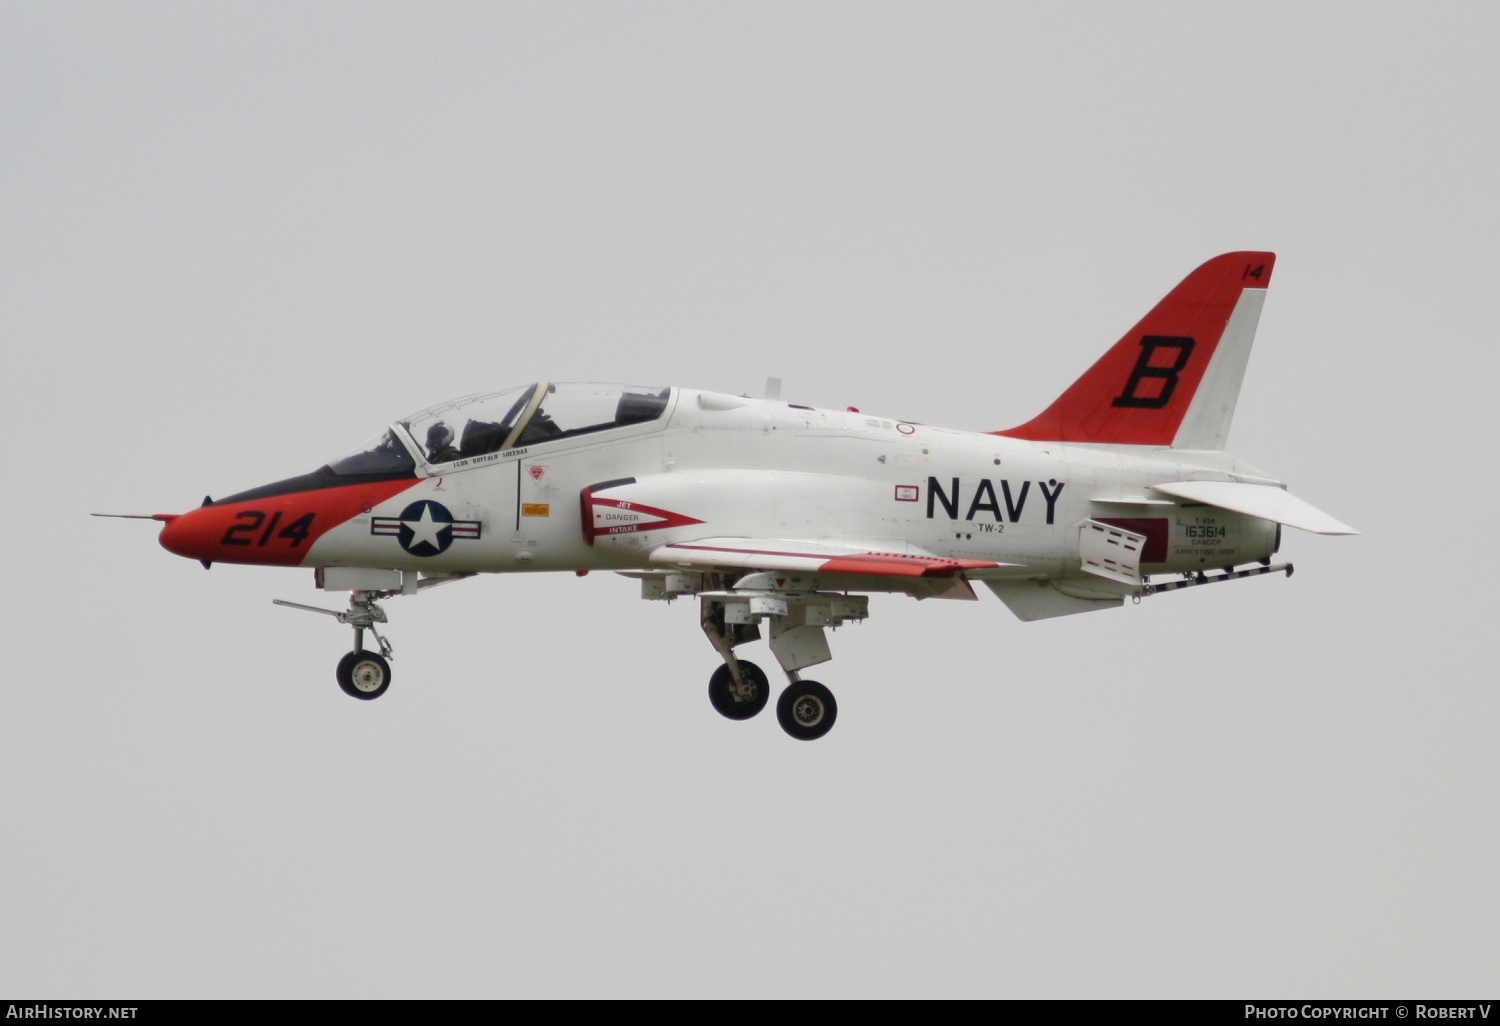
[
  {"x1": 704, "y1": 659, "x2": 838, "y2": 741},
  {"x1": 700, "y1": 595, "x2": 844, "y2": 741}
]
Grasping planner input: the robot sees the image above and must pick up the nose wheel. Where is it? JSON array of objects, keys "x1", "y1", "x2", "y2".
[{"x1": 337, "y1": 649, "x2": 392, "y2": 700}]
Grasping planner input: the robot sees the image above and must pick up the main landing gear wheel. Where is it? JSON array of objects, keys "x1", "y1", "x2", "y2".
[
  {"x1": 777, "y1": 680, "x2": 837, "y2": 741},
  {"x1": 337, "y1": 650, "x2": 391, "y2": 701},
  {"x1": 708, "y1": 660, "x2": 770, "y2": 720}
]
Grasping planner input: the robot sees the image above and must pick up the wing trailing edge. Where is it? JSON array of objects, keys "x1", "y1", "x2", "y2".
[{"x1": 650, "y1": 538, "x2": 1011, "y2": 577}]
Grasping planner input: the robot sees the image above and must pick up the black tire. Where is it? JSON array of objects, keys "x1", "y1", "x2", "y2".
[
  {"x1": 336, "y1": 650, "x2": 391, "y2": 700},
  {"x1": 708, "y1": 660, "x2": 770, "y2": 720},
  {"x1": 777, "y1": 680, "x2": 837, "y2": 741}
]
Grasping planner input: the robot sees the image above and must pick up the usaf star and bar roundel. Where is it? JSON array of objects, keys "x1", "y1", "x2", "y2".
[{"x1": 371, "y1": 500, "x2": 481, "y2": 557}]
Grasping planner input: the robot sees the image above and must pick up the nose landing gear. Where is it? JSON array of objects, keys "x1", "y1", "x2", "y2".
[
  {"x1": 275, "y1": 572, "x2": 474, "y2": 702},
  {"x1": 274, "y1": 589, "x2": 396, "y2": 701}
]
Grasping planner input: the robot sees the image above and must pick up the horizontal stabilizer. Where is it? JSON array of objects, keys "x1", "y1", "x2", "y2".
[
  {"x1": 1150, "y1": 481, "x2": 1358, "y2": 535},
  {"x1": 651, "y1": 538, "x2": 1006, "y2": 577}
]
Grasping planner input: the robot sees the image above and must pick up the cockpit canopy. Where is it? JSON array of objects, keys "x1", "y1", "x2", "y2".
[{"x1": 329, "y1": 382, "x2": 670, "y2": 477}]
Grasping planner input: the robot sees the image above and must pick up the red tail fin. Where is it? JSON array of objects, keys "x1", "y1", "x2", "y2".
[{"x1": 995, "y1": 252, "x2": 1275, "y2": 446}]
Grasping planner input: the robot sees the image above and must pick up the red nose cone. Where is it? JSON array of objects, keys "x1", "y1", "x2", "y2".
[
  {"x1": 158, "y1": 508, "x2": 222, "y2": 562},
  {"x1": 157, "y1": 478, "x2": 416, "y2": 567}
]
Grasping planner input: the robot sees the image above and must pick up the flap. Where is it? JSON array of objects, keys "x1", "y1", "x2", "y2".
[
  {"x1": 650, "y1": 538, "x2": 1005, "y2": 578},
  {"x1": 1150, "y1": 481, "x2": 1358, "y2": 535}
]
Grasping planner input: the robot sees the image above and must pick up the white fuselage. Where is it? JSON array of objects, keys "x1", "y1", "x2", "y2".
[{"x1": 304, "y1": 388, "x2": 1278, "y2": 581}]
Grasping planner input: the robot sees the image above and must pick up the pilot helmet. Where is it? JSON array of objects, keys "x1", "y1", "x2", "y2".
[{"x1": 426, "y1": 422, "x2": 454, "y2": 452}]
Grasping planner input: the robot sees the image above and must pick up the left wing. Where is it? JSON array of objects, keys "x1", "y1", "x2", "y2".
[{"x1": 649, "y1": 537, "x2": 1007, "y2": 577}]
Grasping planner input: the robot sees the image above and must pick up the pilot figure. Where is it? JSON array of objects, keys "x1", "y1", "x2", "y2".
[{"x1": 426, "y1": 421, "x2": 461, "y2": 463}]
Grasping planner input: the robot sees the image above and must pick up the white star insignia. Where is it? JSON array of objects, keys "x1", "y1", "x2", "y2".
[{"x1": 403, "y1": 503, "x2": 450, "y2": 550}]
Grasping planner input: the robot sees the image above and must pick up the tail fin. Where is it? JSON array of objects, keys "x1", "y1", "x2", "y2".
[{"x1": 996, "y1": 251, "x2": 1274, "y2": 448}]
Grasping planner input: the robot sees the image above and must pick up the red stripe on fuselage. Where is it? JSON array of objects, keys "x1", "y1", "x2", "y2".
[{"x1": 158, "y1": 478, "x2": 417, "y2": 566}]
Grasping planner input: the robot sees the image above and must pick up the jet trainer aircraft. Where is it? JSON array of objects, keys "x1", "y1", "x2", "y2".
[{"x1": 130, "y1": 252, "x2": 1355, "y2": 740}]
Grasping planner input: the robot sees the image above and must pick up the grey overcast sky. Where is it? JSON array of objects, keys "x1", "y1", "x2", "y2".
[{"x1": 2, "y1": 1, "x2": 1496, "y2": 998}]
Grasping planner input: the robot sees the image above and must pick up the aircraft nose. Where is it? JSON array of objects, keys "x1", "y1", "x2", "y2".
[
  {"x1": 155, "y1": 493, "x2": 320, "y2": 567},
  {"x1": 157, "y1": 507, "x2": 219, "y2": 563},
  {"x1": 155, "y1": 473, "x2": 419, "y2": 568}
]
